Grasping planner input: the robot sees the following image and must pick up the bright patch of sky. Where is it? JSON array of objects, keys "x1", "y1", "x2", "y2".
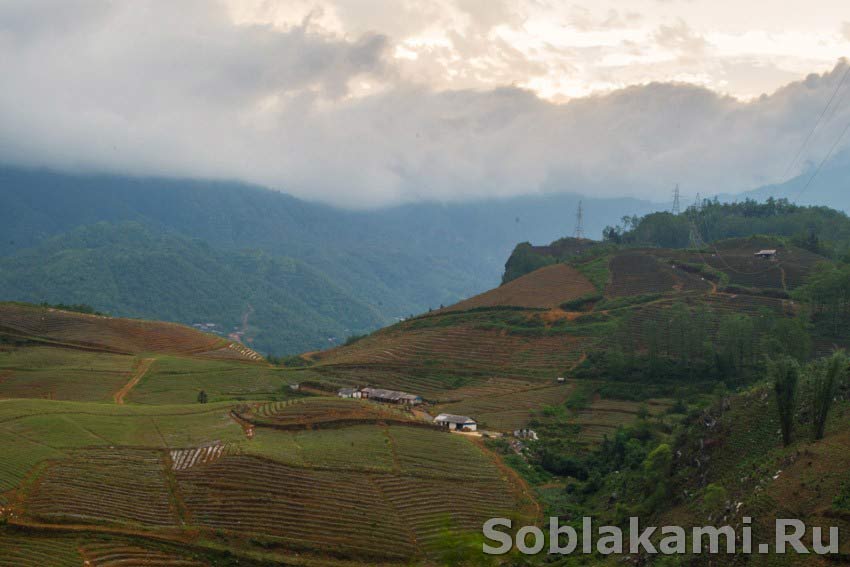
[{"x1": 225, "y1": 0, "x2": 850, "y2": 101}]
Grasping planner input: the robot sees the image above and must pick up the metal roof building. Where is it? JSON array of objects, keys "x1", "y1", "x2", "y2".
[{"x1": 434, "y1": 413, "x2": 477, "y2": 431}]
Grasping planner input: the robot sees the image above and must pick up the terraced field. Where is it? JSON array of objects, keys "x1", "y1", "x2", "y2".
[
  {"x1": 80, "y1": 542, "x2": 209, "y2": 566},
  {"x1": 177, "y1": 454, "x2": 414, "y2": 560},
  {"x1": 124, "y1": 355, "x2": 294, "y2": 405},
  {"x1": 0, "y1": 399, "x2": 245, "y2": 502},
  {"x1": 315, "y1": 324, "x2": 593, "y2": 383},
  {"x1": 0, "y1": 347, "x2": 137, "y2": 402},
  {"x1": 387, "y1": 425, "x2": 504, "y2": 479},
  {"x1": 606, "y1": 252, "x2": 711, "y2": 297},
  {"x1": 0, "y1": 427, "x2": 64, "y2": 501},
  {"x1": 370, "y1": 474, "x2": 517, "y2": 553},
  {"x1": 443, "y1": 263, "x2": 596, "y2": 311},
  {"x1": 667, "y1": 239, "x2": 827, "y2": 291},
  {"x1": 239, "y1": 397, "x2": 416, "y2": 428},
  {"x1": 176, "y1": 451, "x2": 520, "y2": 560},
  {"x1": 0, "y1": 302, "x2": 259, "y2": 361},
  {"x1": 0, "y1": 533, "x2": 82, "y2": 567},
  {"x1": 570, "y1": 398, "x2": 673, "y2": 443},
  {"x1": 0, "y1": 534, "x2": 213, "y2": 567},
  {"x1": 0, "y1": 394, "x2": 530, "y2": 564},
  {"x1": 434, "y1": 383, "x2": 575, "y2": 431},
  {"x1": 24, "y1": 448, "x2": 179, "y2": 528},
  {"x1": 244, "y1": 422, "x2": 503, "y2": 477}
]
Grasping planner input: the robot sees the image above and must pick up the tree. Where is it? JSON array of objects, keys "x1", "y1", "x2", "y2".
[
  {"x1": 764, "y1": 315, "x2": 812, "y2": 362},
  {"x1": 811, "y1": 351, "x2": 848, "y2": 440},
  {"x1": 642, "y1": 443, "x2": 673, "y2": 513},
  {"x1": 197, "y1": 390, "x2": 208, "y2": 404},
  {"x1": 770, "y1": 357, "x2": 800, "y2": 446},
  {"x1": 717, "y1": 314, "x2": 756, "y2": 380}
]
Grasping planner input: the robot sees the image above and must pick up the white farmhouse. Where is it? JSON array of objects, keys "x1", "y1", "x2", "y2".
[{"x1": 434, "y1": 413, "x2": 477, "y2": 432}]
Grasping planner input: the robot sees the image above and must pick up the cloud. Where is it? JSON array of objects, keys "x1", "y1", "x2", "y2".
[
  {"x1": 842, "y1": 22, "x2": 850, "y2": 41},
  {"x1": 653, "y1": 20, "x2": 708, "y2": 57},
  {"x1": 1, "y1": 1, "x2": 850, "y2": 208}
]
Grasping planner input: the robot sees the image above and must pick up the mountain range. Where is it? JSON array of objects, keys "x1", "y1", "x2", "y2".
[
  {"x1": 0, "y1": 166, "x2": 660, "y2": 353},
  {"x1": 2, "y1": 153, "x2": 849, "y2": 353}
]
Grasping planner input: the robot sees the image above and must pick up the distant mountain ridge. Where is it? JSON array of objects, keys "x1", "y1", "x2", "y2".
[
  {"x1": 0, "y1": 166, "x2": 661, "y2": 353},
  {"x1": 740, "y1": 149, "x2": 850, "y2": 212}
]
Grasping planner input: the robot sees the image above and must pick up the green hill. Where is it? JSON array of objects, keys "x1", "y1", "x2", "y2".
[
  {"x1": 0, "y1": 222, "x2": 385, "y2": 354},
  {"x1": 0, "y1": 166, "x2": 665, "y2": 353}
]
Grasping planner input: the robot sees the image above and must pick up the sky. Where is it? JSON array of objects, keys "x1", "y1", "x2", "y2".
[{"x1": 1, "y1": 0, "x2": 849, "y2": 207}]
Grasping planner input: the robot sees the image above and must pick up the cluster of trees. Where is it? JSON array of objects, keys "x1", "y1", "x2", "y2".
[
  {"x1": 581, "y1": 303, "x2": 811, "y2": 393},
  {"x1": 795, "y1": 262, "x2": 850, "y2": 337},
  {"x1": 501, "y1": 243, "x2": 556, "y2": 284},
  {"x1": 771, "y1": 351, "x2": 848, "y2": 446},
  {"x1": 603, "y1": 198, "x2": 850, "y2": 258}
]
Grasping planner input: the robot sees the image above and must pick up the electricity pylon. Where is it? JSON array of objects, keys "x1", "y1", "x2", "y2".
[
  {"x1": 573, "y1": 200, "x2": 585, "y2": 239},
  {"x1": 672, "y1": 184, "x2": 681, "y2": 215}
]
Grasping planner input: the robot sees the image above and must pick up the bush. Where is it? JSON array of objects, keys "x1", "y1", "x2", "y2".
[
  {"x1": 267, "y1": 354, "x2": 311, "y2": 367},
  {"x1": 560, "y1": 293, "x2": 603, "y2": 311},
  {"x1": 702, "y1": 483, "x2": 728, "y2": 518},
  {"x1": 540, "y1": 452, "x2": 588, "y2": 479},
  {"x1": 344, "y1": 333, "x2": 369, "y2": 346}
]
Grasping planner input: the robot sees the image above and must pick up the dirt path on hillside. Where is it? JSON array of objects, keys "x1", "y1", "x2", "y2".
[
  {"x1": 113, "y1": 358, "x2": 155, "y2": 405},
  {"x1": 228, "y1": 410, "x2": 255, "y2": 439}
]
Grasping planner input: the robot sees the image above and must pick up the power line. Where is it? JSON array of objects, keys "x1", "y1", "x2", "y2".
[
  {"x1": 792, "y1": 115, "x2": 850, "y2": 202},
  {"x1": 780, "y1": 62, "x2": 850, "y2": 182},
  {"x1": 688, "y1": 212, "x2": 784, "y2": 277},
  {"x1": 681, "y1": 66, "x2": 850, "y2": 277}
]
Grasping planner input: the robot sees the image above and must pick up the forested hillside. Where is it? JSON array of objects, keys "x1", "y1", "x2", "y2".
[
  {"x1": 0, "y1": 167, "x2": 659, "y2": 353},
  {"x1": 0, "y1": 223, "x2": 385, "y2": 354},
  {"x1": 605, "y1": 198, "x2": 850, "y2": 256}
]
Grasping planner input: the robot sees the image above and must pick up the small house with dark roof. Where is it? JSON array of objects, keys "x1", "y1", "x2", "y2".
[
  {"x1": 337, "y1": 388, "x2": 361, "y2": 399},
  {"x1": 754, "y1": 249, "x2": 777, "y2": 259},
  {"x1": 360, "y1": 387, "x2": 422, "y2": 406}
]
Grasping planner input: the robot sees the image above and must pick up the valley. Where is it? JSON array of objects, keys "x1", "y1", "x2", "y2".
[{"x1": 2, "y1": 200, "x2": 850, "y2": 565}]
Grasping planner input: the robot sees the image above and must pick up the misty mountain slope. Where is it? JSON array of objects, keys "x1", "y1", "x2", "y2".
[
  {"x1": 743, "y1": 150, "x2": 850, "y2": 212},
  {"x1": 0, "y1": 222, "x2": 386, "y2": 354},
  {"x1": 0, "y1": 167, "x2": 663, "y2": 353}
]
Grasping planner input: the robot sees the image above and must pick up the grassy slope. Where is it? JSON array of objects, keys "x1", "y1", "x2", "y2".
[{"x1": 648, "y1": 386, "x2": 850, "y2": 564}]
